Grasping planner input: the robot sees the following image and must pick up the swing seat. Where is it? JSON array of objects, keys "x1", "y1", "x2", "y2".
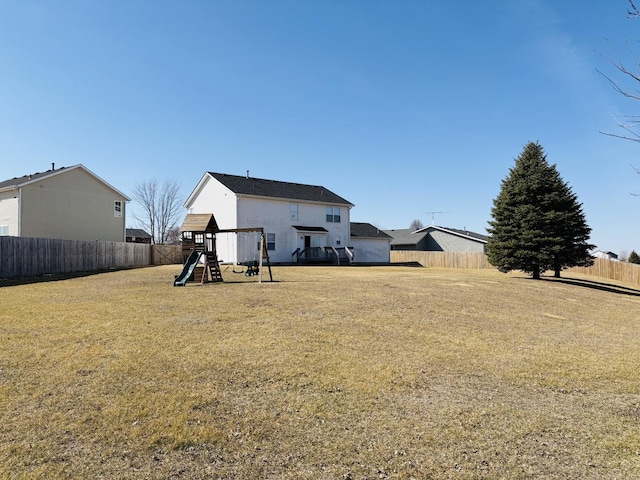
[
  {"x1": 245, "y1": 260, "x2": 259, "y2": 276},
  {"x1": 232, "y1": 264, "x2": 245, "y2": 274}
]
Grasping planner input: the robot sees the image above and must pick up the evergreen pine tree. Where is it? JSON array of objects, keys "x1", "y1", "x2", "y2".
[
  {"x1": 628, "y1": 250, "x2": 640, "y2": 264},
  {"x1": 486, "y1": 142, "x2": 594, "y2": 279}
]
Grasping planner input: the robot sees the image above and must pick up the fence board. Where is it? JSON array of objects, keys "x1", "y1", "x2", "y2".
[
  {"x1": 0, "y1": 237, "x2": 181, "y2": 280},
  {"x1": 390, "y1": 251, "x2": 640, "y2": 287},
  {"x1": 391, "y1": 251, "x2": 494, "y2": 269}
]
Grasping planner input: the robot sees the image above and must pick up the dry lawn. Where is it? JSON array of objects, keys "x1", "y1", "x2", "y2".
[{"x1": 1, "y1": 265, "x2": 640, "y2": 479}]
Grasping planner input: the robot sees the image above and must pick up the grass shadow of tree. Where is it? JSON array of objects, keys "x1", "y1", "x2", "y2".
[{"x1": 542, "y1": 276, "x2": 640, "y2": 297}]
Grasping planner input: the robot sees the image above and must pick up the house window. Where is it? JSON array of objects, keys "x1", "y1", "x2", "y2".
[
  {"x1": 336, "y1": 236, "x2": 341, "y2": 246},
  {"x1": 290, "y1": 203, "x2": 298, "y2": 221},
  {"x1": 260, "y1": 233, "x2": 276, "y2": 251},
  {"x1": 114, "y1": 200, "x2": 123, "y2": 218},
  {"x1": 326, "y1": 207, "x2": 341, "y2": 223},
  {"x1": 0, "y1": 225, "x2": 8, "y2": 236},
  {"x1": 267, "y1": 233, "x2": 276, "y2": 250}
]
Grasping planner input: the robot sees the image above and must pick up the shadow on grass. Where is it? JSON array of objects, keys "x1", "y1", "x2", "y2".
[
  {"x1": 0, "y1": 269, "x2": 119, "y2": 288},
  {"x1": 542, "y1": 276, "x2": 640, "y2": 297}
]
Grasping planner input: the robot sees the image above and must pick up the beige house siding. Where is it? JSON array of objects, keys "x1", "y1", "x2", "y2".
[
  {"x1": 0, "y1": 191, "x2": 19, "y2": 236},
  {"x1": 428, "y1": 230, "x2": 486, "y2": 253},
  {"x1": 19, "y1": 167, "x2": 127, "y2": 242}
]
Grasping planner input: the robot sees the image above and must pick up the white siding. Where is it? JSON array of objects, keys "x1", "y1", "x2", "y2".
[
  {"x1": 0, "y1": 191, "x2": 19, "y2": 235},
  {"x1": 351, "y1": 238, "x2": 391, "y2": 263},
  {"x1": 186, "y1": 176, "x2": 239, "y2": 264},
  {"x1": 187, "y1": 176, "x2": 238, "y2": 228},
  {"x1": 238, "y1": 197, "x2": 350, "y2": 263}
]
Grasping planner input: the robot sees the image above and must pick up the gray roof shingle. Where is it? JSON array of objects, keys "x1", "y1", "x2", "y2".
[
  {"x1": 208, "y1": 172, "x2": 353, "y2": 206},
  {"x1": 126, "y1": 228, "x2": 152, "y2": 238},
  {"x1": 0, "y1": 164, "x2": 130, "y2": 200},
  {"x1": 0, "y1": 166, "x2": 68, "y2": 190},
  {"x1": 350, "y1": 222, "x2": 393, "y2": 239},
  {"x1": 384, "y1": 225, "x2": 488, "y2": 246},
  {"x1": 383, "y1": 228, "x2": 428, "y2": 246}
]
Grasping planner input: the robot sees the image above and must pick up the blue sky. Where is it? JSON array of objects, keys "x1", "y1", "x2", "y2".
[{"x1": 1, "y1": 0, "x2": 639, "y2": 254}]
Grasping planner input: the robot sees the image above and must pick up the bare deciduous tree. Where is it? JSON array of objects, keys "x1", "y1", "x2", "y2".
[
  {"x1": 132, "y1": 178, "x2": 183, "y2": 244},
  {"x1": 165, "y1": 226, "x2": 182, "y2": 245},
  {"x1": 597, "y1": 1, "x2": 640, "y2": 142},
  {"x1": 409, "y1": 218, "x2": 424, "y2": 230}
]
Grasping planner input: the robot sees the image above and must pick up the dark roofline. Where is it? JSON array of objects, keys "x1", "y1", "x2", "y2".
[
  {"x1": 0, "y1": 166, "x2": 69, "y2": 189},
  {"x1": 293, "y1": 225, "x2": 329, "y2": 232},
  {"x1": 414, "y1": 225, "x2": 488, "y2": 243},
  {"x1": 350, "y1": 222, "x2": 393, "y2": 239},
  {"x1": 0, "y1": 164, "x2": 131, "y2": 200},
  {"x1": 206, "y1": 172, "x2": 354, "y2": 206},
  {"x1": 126, "y1": 228, "x2": 152, "y2": 238}
]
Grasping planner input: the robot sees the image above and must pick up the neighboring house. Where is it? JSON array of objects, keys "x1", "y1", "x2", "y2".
[
  {"x1": 184, "y1": 172, "x2": 355, "y2": 264},
  {"x1": 593, "y1": 250, "x2": 619, "y2": 261},
  {"x1": 384, "y1": 225, "x2": 488, "y2": 253},
  {"x1": 126, "y1": 228, "x2": 152, "y2": 244},
  {"x1": 350, "y1": 222, "x2": 392, "y2": 264},
  {"x1": 0, "y1": 164, "x2": 130, "y2": 242}
]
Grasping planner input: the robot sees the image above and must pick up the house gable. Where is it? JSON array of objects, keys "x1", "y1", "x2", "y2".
[
  {"x1": 0, "y1": 164, "x2": 130, "y2": 201},
  {"x1": 0, "y1": 164, "x2": 129, "y2": 242}
]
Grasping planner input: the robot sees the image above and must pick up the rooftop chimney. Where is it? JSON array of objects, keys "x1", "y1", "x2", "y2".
[
  {"x1": 246, "y1": 170, "x2": 249, "y2": 179},
  {"x1": 52, "y1": 162, "x2": 55, "y2": 170}
]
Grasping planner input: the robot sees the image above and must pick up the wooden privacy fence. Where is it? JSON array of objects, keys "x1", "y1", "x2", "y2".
[
  {"x1": 390, "y1": 251, "x2": 640, "y2": 287},
  {"x1": 0, "y1": 237, "x2": 182, "y2": 279},
  {"x1": 565, "y1": 258, "x2": 640, "y2": 286},
  {"x1": 391, "y1": 251, "x2": 494, "y2": 269},
  {"x1": 151, "y1": 244, "x2": 183, "y2": 266}
]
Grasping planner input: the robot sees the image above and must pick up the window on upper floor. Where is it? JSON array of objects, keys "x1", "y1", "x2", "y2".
[
  {"x1": 114, "y1": 200, "x2": 123, "y2": 218},
  {"x1": 290, "y1": 203, "x2": 298, "y2": 221},
  {"x1": 0, "y1": 225, "x2": 8, "y2": 236},
  {"x1": 326, "y1": 207, "x2": 341, "y2": 223}
]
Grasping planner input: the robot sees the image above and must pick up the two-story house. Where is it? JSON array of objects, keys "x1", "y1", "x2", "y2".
[
  {"x1": 0, "y1": 164, "x2": 130, "y2": 242},
  {"x1": 184, "y1": 172, "x2": 354, "y2": 264}
]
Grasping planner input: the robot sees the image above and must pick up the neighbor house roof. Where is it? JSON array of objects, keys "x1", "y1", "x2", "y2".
[
  {"x1": 383, "y1": 225, "x2": 488, "y2": 246},
  {"x1": 419, "y1": 226, "x2": 488, "y2": 243},
  {"x1": 126, "y1": 228, "x2": 152, "y2": 238},
  {"x1": 185, "y1": 172, "x2": 354, "y2": 207},
  {"x1": 593, "y1": 250, "x2": 619, "y2": 260},
  {"x1": 382, "y1": 228, "x2": 429, "y2": 246},
  {"x1": 0, "y1": 164, "x2": 131, "y2": 200},
  {"x1": 350, "y1": 222, "x2": 393, "y2": 239}
]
